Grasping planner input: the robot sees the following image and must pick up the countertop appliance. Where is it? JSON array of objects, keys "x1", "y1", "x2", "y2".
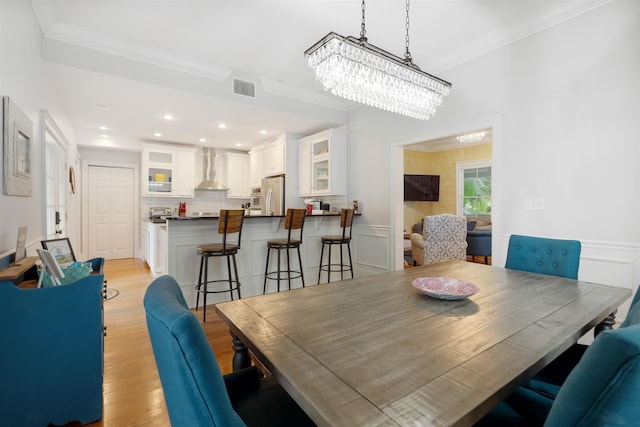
[
  {"x1": 261, "y1": 175, "x2": 284, "y2": 216},
  {"x1": 149, "y1": 207, "x2": 173, "y2": 223}
]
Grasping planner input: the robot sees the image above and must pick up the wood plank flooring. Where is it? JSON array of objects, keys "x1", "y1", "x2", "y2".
[
  {"x1": 72, "y1": 258, "x2": 234, "y2": 427},
  {"x1": 67, "y1": 256, "x2": 490, "y2": 426}
]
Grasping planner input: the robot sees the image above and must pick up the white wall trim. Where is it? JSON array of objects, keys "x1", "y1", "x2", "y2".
[
  {"x1": 353, "y1": 224, "x2": 391, "y2": 273},
  {"x1": 391, "y1": 113, "x2": 504, "y2": 270}
]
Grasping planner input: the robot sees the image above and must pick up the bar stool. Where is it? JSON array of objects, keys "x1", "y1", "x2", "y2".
[
  {"x1": 195, "y1": 209, "x2": 244, "y2": 322},
  {"x1": 317, "y1": 208, "x2": 354, "y2": 284},
  {"x1": 263, "y1": 208, "x2": 306, "y2": 294}
]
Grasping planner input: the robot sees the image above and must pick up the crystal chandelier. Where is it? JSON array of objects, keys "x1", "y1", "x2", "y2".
[{"x1": 304, "y1": 0, "x2": 451, "y2": 120}]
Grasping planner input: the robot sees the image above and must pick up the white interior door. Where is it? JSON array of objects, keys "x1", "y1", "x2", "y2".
[{"x1": 88, "y1": 166, "x2": 134, "y2": 259}]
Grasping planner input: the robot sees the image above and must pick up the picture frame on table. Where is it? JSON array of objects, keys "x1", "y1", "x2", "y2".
[
  {"x1": 36, "y1": 249, "x2": 65, "y2": 287},
  {"x1": 2, "y1": 97, "x2": 33, "y2": 197},
  {"x1": 41, "y1": 238, "x2": 76, "y2": 267}
]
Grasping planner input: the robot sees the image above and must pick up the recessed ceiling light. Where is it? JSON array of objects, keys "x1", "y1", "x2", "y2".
[
  {"x1": 98, "y1": 126, "x2": 109, "y2": 130},
  {"x1": 260, "y1": 130, "x2": 267, "y2": 135},
  {"x1": 163, "y1": 114, "x2": 173, "y2": 121},
  {"x1": 218, "y1": 123, "x2": 227, "y2": 129},
  {"x1": 100, "y1": 134, "x2": 109, "y2": 138},
  {"x1": 96, "y1": 104, "x2": 110, "y2": 110},
  {"x1": 236, "y1": 143, "x2": 242, "y2": 147},
  {"x1": 154, "y1": 132, "x2": 162, "y2": 137},
  {"x1": 199, "y1": 138, "x2": 207, "y2": 143}
]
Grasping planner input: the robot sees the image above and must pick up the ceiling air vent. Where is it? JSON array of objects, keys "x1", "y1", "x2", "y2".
[{"x1": 233, "y1": 78, "x2": 256, "y2": 98}]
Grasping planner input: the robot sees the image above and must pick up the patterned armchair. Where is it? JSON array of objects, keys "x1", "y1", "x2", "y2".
[{"x1": 410, "y1": 214, "x2": 468, "y2": 266}]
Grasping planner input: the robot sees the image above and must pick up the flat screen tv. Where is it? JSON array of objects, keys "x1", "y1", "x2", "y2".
[{"x1": 404, "y1": 174, "x2": 440, "y2": 201}]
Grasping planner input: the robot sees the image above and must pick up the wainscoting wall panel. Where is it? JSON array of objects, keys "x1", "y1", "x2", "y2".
[{"x1": 353, "y1": 224, "x2": 391, "y2": 276}]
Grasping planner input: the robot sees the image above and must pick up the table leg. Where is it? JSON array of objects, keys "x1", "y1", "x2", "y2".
[
  {"x1": 595, "y1": 309, "x2": 617, "y2": 337},
  {"x1": 231, "y1": 334, "x2": 251, "y2": 371}
]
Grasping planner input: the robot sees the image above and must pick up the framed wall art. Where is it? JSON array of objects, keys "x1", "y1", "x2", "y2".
[{"x1": 3, "y1": 96, "x2": 33, "y2": 196}]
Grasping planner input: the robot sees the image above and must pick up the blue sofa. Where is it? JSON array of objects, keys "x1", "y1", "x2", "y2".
[
  {"x1": 0, "y1": 273, "x2": 105, "y2": 426},
  {"x1": 466, "y1": 229, "x2": 492, "y2": 263}
]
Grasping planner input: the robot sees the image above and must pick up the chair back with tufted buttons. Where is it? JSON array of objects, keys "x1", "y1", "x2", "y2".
[{"x1": 505, "y1": 234, "x2": 581, "y2": 279}]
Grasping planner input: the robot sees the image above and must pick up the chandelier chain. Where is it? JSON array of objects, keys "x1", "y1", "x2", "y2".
[
  {"x1": 360, "y1": 0, "x2": 367, "y2": 41},
  {"x1": 405, "y1": 0, "x2": 412, "y2": 63}
]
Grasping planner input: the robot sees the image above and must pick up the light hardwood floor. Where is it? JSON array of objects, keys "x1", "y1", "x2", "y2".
[
  {"x1": 71, "y1": 258, "x2": 235, "y2": 427},
  {"x1": 74, "y1": 257, "x2": 490, "y2": 426}
]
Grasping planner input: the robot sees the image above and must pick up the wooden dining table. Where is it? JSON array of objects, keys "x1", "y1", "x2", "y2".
[{"x1": 215, "y1": 260, "x2": 631, "y2": 426}]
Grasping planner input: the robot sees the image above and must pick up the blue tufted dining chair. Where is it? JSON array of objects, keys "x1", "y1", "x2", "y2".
[
  {"x1": 476, "y1": 322, "x2": 640, "y2": 426},
  {"x1": 144, "y1": 275, "x2": 314, "y2": 427},
  {"x1": 527, "y1": 286, "x2": 640, "y2": 392},
  {"x1": 505, "y1": 234, "x2": 581, "y2": 279}
]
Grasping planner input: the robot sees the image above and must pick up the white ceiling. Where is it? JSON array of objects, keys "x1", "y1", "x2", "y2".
[{"x1": 29, "y1": 0, "x2": 611, "y2": 151}]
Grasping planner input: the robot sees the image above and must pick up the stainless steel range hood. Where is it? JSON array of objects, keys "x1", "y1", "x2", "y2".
[{"x1": 196, "y1": 147, "x2": 228, "y2": 191}]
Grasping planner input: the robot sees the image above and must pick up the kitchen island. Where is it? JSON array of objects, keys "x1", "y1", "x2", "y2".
[{"x1": 164, "y1": 212, "x2": 354, "y2": 306}]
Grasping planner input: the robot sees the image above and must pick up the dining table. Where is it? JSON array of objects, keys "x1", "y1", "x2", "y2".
[{"x1": 215, "y1": 260, "x2": 631, "y2": 426}]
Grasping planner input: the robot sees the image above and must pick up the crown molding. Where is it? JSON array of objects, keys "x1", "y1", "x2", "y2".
[
  {"x1": 430, "y1": 0, "x2": 616, "y2": 73},
  {"x1": 43, "y1": 20, "x2": 233, "y2": 81},
  {"x1": 260, "y1": 76, "x2": 355, "y2": 111}
]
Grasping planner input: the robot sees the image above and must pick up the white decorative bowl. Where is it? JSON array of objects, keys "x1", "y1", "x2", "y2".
[{"x1": 412, "y1": 277, "x2": 479, "y2": 300}]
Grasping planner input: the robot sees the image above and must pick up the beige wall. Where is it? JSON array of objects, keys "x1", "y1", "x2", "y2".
[{"x1": 403, "y1": 143, "x2": 492, "y2": 232}]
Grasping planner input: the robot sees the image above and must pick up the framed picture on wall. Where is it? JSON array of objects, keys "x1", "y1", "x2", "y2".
[
  {"x1": 41, "y1": 238, "x2": 77, "y2": 267},
  {"x1": 2, "y1": 96, "x2": 33, "y2": 196}
]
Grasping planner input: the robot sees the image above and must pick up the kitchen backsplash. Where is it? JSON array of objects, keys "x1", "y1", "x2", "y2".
[
  {"x1": 142, "y1": 191, "x2": 249, "y2": 218},
  {"x1": 142, "y1": 193, "x2": 350, "y2": 219}
]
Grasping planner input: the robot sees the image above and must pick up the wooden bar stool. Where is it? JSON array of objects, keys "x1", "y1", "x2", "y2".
[
  {"x1": 263, "y1": 208, "x2": 306, "y2": 294},
  {"x1": 317, "y1": 208, "x2": 354, "y2": 284},
  {"x1": 195, "y1": 209, "x2": 244, "y2": 321}
]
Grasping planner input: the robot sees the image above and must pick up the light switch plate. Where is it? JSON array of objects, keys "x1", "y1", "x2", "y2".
[{"x1": 524, "y1": 197, "x2": 545, "y2": 211}]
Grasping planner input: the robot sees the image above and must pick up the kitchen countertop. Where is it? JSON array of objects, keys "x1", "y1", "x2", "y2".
[{"x1": 165, "y1": 211, "x2": 354, "y2": 220}]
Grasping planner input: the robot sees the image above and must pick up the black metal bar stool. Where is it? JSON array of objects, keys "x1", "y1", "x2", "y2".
[
  {"x1": 317, "y1": 208, "x2": 354, "y2": 284},
  {"x1": 263, "y1": 208, "x2": 306, "y2": 294},
  {"x1": 195, "y1": 209, "x2": 244, "y2": 321}
]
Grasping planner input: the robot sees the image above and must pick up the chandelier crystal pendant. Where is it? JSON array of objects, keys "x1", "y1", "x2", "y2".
[{"x1": 304, "y1": 0, "x2": 451, "y2": 120}]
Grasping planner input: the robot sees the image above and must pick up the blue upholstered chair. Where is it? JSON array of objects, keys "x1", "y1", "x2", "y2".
[
  {"x1": 525, "y1": 287, "x2": 640, "y2": 393},
  {"x1": 410, "y1": 214, "x2": 468, "y2": 266},
  {"x1": 0, "y1": 274, "x2": 105, "y2": 426},
  {"x1": 505, "y1": 235, "x2": 584, "y2": 392},
  {"x1": 505, "y1": 234, "x2": 581, "y2": 279},
  {"x1": 144, "y1": 275, "x2": 314, "y2": 427},
  {"x1": 476, "y1": 322, "x2": 640, "y2": 426}
]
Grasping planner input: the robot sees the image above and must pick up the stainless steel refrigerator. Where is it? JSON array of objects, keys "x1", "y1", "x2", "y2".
[{"x1": 261, "y1": 175, "x2": 284, "y2": 216}]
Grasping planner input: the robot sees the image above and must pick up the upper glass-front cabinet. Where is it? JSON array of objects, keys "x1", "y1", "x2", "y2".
[
  {"x1": 142, "y1": 145, "x2": 196, "y2": 198},
  {"x1": 145, "y1": 148, "x2": 174, "y2": 194},
  {"x1": 299, "y1": 128, "x2": 347, "y2": 196},
  {"x1": 312, "y1": 155, "x2": 330, "y2": 193}
]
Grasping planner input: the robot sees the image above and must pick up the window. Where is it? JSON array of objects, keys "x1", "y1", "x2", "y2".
[
  {"x1": 42, "y1": 112, "x2": 69, "y2": 239},
  {"x1": 457, "y1": 161, "x2": 491, "y2": 218}
]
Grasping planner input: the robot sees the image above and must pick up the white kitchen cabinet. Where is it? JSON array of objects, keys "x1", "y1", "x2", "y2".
[
  {"x1": 249, "y1": 150, "x2": 264, "y2": 188},
  {"x1": 263, "y1": 139, "x2": 285, "y2": 177},
  {"x1": 224, "y1": 152, "x2": 250, "y2": 198},
  {"x1": 157, "y1": 225, "x2": 167, "y2": 276},
  {"x1": 174, "y1": 149, "x2": 197, "y2": 197},
  {"x1": 146, "y1": 222, "x2": 164, "y2": 277},
  {"x1": 298, "y1": 138, "x2": 312, "y2": 196},
  {"x1": 299, "y1": 128, "x2": 347, "y2": 196},
  {"x1": 142, "y1": 144, "x2": 197, "y2": 198},
  {"x1": 142, "y1": 222, "x2": 149, "y2": 264}
]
